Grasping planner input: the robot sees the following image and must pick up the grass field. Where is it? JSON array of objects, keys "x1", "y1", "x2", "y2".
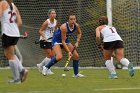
[{"x1": 0, "y1": 68, "x2": 140, "y2": 93}]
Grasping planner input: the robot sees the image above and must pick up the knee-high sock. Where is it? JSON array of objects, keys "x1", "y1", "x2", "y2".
[
  {"x1": 9, "y1": 60, "x2": 20, "y2": 80},
  {"x1": 73, "y1": 60, "x2": 79, "y2": 75},
  {"x1": 15, "y1": 46, "x2": 23, "y2": 63},
  {"x1": 15, "y1": 55, "x2": 24, "y2": 72},
  {"x1": 40, "y1": 57, "x2": 51, "y2": 67},
  {"x1": 120, "y1": 58, "x2": 130, "y2": 67},
  {"x1": 45, "y1": 56, "x2": 58, "y2": 69},
  {"x1": 105, "y1": 60, "x2": 116, "y2": 75},
  {"x1": 39, "y1": 57, "x2": 47, "y2": 67}
]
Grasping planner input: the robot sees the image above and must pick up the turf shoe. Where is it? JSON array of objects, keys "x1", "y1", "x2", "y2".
[
  {"x1": 128, "y1": 63, "x2": 134, "y2": 77},
  {"x1": 73, "y1": 73, "x2": 85, "y2": 78},
  {"x1": 8, "y1": 79, "x2": 21, "y2": 84},
  {"x1": 20, "y1": 69, "x2": 28, "y2": 82},
  {"x1": 42, "y1": 66, "x2": 48, "y2": 76},
  {"x1": 109, "y1": 74, "x2": 118, "y2": 79},
  {"x1": 47, "y1": 69, "x2": 54, "y2": 75},
  {"x1": 37, "y1": 64, "x2": 42, "y2": 72}
]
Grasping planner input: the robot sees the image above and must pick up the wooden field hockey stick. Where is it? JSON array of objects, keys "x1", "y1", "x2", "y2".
[{"x1": 64, "y1": 46, "x2": 76, "y2": 71}]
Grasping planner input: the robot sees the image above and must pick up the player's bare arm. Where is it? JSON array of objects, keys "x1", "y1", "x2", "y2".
[
  {"x1": 55, "y1": 20, "x2": 59, "y2": 30},
  {"x1": 15, "y1": 5, "x2": 22, "y2": 27},
  {"x1": 0, "y1": 1, "x2": 2, "y2": 17},
  {"x1": 61, "y1": 24, "x2": 72, "y2": 58},
  {"x1": 61, "y1": 24, "x2": 70, "y2": 52},
  {"x1": 38, "y1": 20, "x2": 48, "y2": 41},
  {"x1": 75, "y1": 23, "x2": 82, "y2": 48},
  {"x1": 0, "y1": 1, "x2": 7, "y2": 17},
  {"x1": 96, "y1": 26, "x2": 102, "y2": 46}
]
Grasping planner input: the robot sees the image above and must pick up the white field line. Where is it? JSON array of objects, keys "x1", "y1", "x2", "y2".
[
  {"x1": 94, "y1": 87, "x2": 140, "y2": 91},
  {"x1": 1, "y1": 88, "x2": 140, "y2": 93}
]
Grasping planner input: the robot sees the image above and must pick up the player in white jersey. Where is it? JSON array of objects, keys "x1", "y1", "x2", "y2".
[
  {"x1": 36, "y1": 9, "x2": 58, "y2": 75},
  {"x1": 96, "y1": 16, "x2": 134, "y2": 79},
  {"x1": 0, "y1": 0, "x2": 28, "y2": 84}
]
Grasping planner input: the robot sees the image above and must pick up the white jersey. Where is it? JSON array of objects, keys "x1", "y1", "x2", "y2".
[
  {"x1": 1, "y1": 3, "x2": 20, "y2": 37},
  {"x1": 40, "y1": 19, "x2": 57, "y2": 42},
  {"x1": 101, "y1": 25, "x2": 122, "y2": 42}
]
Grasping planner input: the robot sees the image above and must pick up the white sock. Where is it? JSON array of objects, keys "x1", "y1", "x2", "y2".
[
  {"x1": 15, "y1": 46, "x2": 23, "y2": 63},
  {"x1": 111, "y1": 57, "x2": 113, "y2": 62},
  {"x1": 9, "y1": 60, "x2": 20, "y2": 80},
  {"x1": 105, "y1": 60, "x2": 116, "y2": 75},
  {"x1": 120, "y1": 58, "x2": 130, "y2": 67},
  {"x1": 39, "y1": 57, "x2": 51, "y2": 67},
  {"x1": 44, "y1": 57, "x2": 51, "y2": 66},
  {"x1": 15, "y1": 55, "x2": 24, "y2": 72}
]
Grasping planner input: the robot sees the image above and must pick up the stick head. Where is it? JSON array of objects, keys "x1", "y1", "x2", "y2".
[
  {"x1": 35, "y1": 40, "x2": 39, "y2": 44},
  {"x1": 64, "y1": 68, "x2": 69, "y2": 71}
]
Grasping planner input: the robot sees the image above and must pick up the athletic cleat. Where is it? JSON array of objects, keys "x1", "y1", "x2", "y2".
[
  {"x1": 109, "y1": 74, "x2": 118, "y2": 79},
  {"x1": 73, "y1": 73, "x2": 85, "y2": 78},
  {"x1": 42, "y1": 66, "x2": 48, "y2": 76},
  {"x1": 46, "y1": 69, "x2": 54, "y2": 75},
  {"x1": 8, "y1": 79, "x2": 21, "y2": 84},
  {"x1": 128, "y1": 63, "x2": 134, "y2": 77},
  {"x1": 37, "y1": 64, "x2": 42, "y2": 72},
  {"x1": 20, "y1": 69, "x2": 28, "y2": 82}
]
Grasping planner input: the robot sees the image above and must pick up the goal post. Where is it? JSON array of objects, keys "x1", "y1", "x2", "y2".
[{"x1": 106, "y1": 0, "x2": 112, "y2": 26}]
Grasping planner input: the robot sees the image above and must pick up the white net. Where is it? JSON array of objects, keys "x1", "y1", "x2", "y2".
[{"x1": 0, "y1": 0, "x2": 139, "y2": 67}]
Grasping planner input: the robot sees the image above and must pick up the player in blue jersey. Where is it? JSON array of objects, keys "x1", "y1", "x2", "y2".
[{"x1": 42, "y1": 10, "x2": 85, "y2": 77}]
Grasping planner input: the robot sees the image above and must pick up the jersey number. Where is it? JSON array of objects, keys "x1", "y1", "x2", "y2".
[
  {"x1": 8, "y1": 11, "x2": 16, "y2": 23},
  {"x1": 110, "y1": 28, "x2": 115, "y2": 33}
]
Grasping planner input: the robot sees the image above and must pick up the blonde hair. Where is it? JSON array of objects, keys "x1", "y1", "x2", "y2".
[{"x1": 48, "y1": 9, "x2": 56, "y2": 15}]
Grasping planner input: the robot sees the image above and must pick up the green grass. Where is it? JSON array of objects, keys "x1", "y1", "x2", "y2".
[{"x1": 0, "y1": 69, "x2": 140, "y2": 93}]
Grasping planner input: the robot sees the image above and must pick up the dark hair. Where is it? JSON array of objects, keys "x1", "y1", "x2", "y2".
[
  {"x1": 98, "y1": 16, "x2": 108, "y2": 25},
  {"x1": 67, "y1": 9, "x2": 77, "y2": 20},
  {"x1": 6, "y1": 0, "x2": 13, "y2": 10}
]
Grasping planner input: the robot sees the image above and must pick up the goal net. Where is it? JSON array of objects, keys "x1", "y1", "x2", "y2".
[{"x1": 0, "y1": 0, "x2": 139, "y2": 67}]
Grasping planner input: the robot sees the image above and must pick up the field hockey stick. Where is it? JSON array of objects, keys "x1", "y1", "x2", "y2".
[
  {"x1": 64, "y1": 46, "x2": 76, "y2": 71},
  {"x1": 34, "y1": 37, "x2": 53, "y2": 44},
  {"x1": 35, "y1": 40, "x2": 40, "y2": 44},
  {"x1": 19, "y1": 32, "x2": 29, "y2": 39}
]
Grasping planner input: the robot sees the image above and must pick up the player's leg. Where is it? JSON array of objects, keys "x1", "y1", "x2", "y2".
[
  {"x1": 104, "y1": 49, "x2": 118, "y2": 79},
  {"x1": 2, "y1": 35, "x2": 21, "y2": 83},
  {"x1": 67, "y1": 43, "x2": 85, "y2": 77},
  {"x1": 37, "y1": 41, "x2": 54, "y2": 74},
  {"x1": 42, "y1": 44, "x2": 62, "y2": 75},
  {"x1": 115, "y1": 48, "x2": 134, "y2": 77},
  {"x1": 4, "y1": 46, "x2": 21, "y2": 83},
  {"x1": 15, "y1": 45, "x2": 23, "y2": 63},
  {"x1": 37, "y1": 49, "x2": 52, "y2": 72},
  {"x1": 43, "y1": 49, "x2": 54, "y2": 75},
  {"x1": 15, "y1": 45, "x2": 28, "y2": 82}
]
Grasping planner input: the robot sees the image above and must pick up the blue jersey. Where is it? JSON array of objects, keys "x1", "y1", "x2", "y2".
[{"x1": 52, "y1": 22, "x2": 76, "y2": 47}]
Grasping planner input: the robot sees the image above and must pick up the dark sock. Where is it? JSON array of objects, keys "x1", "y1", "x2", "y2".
[
  {"x1": 45, "y1": 56, "x2": 58, "y2": 69},
  {"x1": 73, "y1": 60, "x2": 79, "y2": 75}
]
